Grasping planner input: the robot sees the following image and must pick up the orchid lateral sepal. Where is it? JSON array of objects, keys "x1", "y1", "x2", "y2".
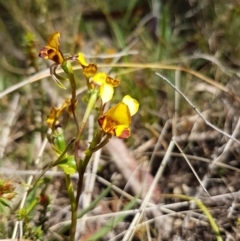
[{"x1": 50, "y1": 64, "x2": 67, "y2": 89}]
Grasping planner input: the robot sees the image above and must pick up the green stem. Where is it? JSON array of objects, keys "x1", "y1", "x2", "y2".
[
  {"x1": 76, "y1": 153, "x2": 92, "y2": 208},
  {"x1": 40, "y1": 120, "x2": 76, "y2": 240},
  {"x1": 65, "y1": 174, "x2": 77, "y2": 241},
  {"x1": 85, "y1": 133, "x2": 111, "y2": 156},
  {"x1": 48, "y1": 185, "x2": 112, "y2": 241},
  {"x1": 85, "y1": 75, "x2": 91, "y2": 90},
  {"x1": 74, "y1": 88, "x2": 99, "y2": 169},
  {"x1": 75, "y1": 159, "x2": 88, "y2": 206},
  {"x1": 31, "y1": 137, "x2": 74, "y2": 190},
  {"x1": 62, "y1": 61, "x2": 79, "y2": 132},
  {"x1": 75, "y1": 88, "x2": 99, "y2": 143},
  {"x1": 62, "y1": 61, "x2": 101, "y2": 237},
  {"x1": 76, "y1": 127, "x2": 103, "y2": 207},
  {"x1": 62, "y1": 61, "x2": 76, "y2": 104}
]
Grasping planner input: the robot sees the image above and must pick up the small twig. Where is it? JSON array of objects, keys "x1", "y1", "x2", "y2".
[
  {"x1": 155, "y1": 72, "x2": 240, "y2": 145},
  {"x1": 83, "y1": 50, "x2": 138, "y2": 59},
  {"x1": 1, "y1": 61, "x2": 228, "y2": 99},
  {"x1": 173, "y1": 68, "x2": 181, "y2": 136},
  {"x1": 2, "y1": 149, "x2": 240, "y2": 178},
  {"x1": 122, "y1": 140, "x2": 175, "y2": 241},
  {"x1": 75, "y1": 115, "x2": 96, "y2": 239},
  {"x1": 104, "y1": 38, "x2": 138, "y2": 74},
  {"x1": 211, "y1": 116, "x2": 240, "y2": 168},
  {"x1": 0, "y1": 69, "x2": 50, "y2": 98},
  {"x1": 173, "y1": 138, "x2": 210, "y2": 196},
  {"x1": 0, "y1": 93, "x2": 20, "y2": 159},
  {"x1": 105, "y1": 138, "x2": 161, "y2": 201},
  {"x1": 192, "y1": 53, "x2": 229, "y2": 73},
  {"x1": 83, "y1": 114, "x2": 95, "y2": 209}
]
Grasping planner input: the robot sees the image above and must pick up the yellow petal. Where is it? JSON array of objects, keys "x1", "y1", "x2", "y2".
[
  {"x1": 46, "y1": 99, "x2": 71, "y2": 128},
  {"x1": 57, "y1": 99, "x2": 71, "y2": 117},
  {"x1": 122, "y1": 95, "x2": 139, "y2": 116},
  {"x1": 99, "y1": 102, "x2": 131, "y2": 128},
  {"x1": 77, "y1": 52, "x2": 88, "y2": 66},
  {"x1": 100, "y1": 83, "x2": 114, "y2": 104},
  {"x1": 47, "y1": 107, "x2": 58, "y2": 128},
  {"x1": 98, "y1": 102, "x2": 133, "y2": 138},
  {"x1": 91, "y1": 72, "x2": 107, "y2": 86},
  {"x1": 107, "y1": 103, "x2": 131, "y2": 125},
  {"x1": 47, "y1": 32, "x2": 61, "y2": 50}
]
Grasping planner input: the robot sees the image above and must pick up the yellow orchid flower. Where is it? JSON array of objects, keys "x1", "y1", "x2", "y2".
[
  {"x1": 77, "y1": 53, "x2": 119, "y2": 103},
  {"x1": 91, "y1": 72, "x2": 120, "y2": 104},
  {"x1": 39, "y1": 32, "x2": 64, "y2": 65},
  {"x1": 98, "y1": 95, "x2": 139, "y2": 138},
  {"x1": 46, "y1": 99, "x2": 72, "y2": 128}
]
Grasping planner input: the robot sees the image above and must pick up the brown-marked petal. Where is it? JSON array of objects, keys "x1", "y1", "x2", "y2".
[
  {"x1": 39, "y1": 32, "x2": 64, "y2": 64},
  {"x1": 106, "y1": 76, "x2": 120, "y2": 87},
  {"x1": 83, "y1": 64, "x2": 98, "y2": 78},
  {"x1": 46, "y1": 99, "x2": 71, "y2": 128},
  {"x1": 114, "y1": 125, "x2": 131, "y2": 138}
]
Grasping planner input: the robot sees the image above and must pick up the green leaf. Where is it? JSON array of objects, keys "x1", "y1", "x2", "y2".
[{"x1": 58, "y1": 156, "x2": 77, "y2": 174}]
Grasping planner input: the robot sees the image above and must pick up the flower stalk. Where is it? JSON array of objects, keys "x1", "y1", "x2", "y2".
[
  {"x1": 37, "y1": 31, "x2": 139, "y2": 240},
  {"x1": 75, "y1": 88, "x2": 99, "y2": 205}
]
